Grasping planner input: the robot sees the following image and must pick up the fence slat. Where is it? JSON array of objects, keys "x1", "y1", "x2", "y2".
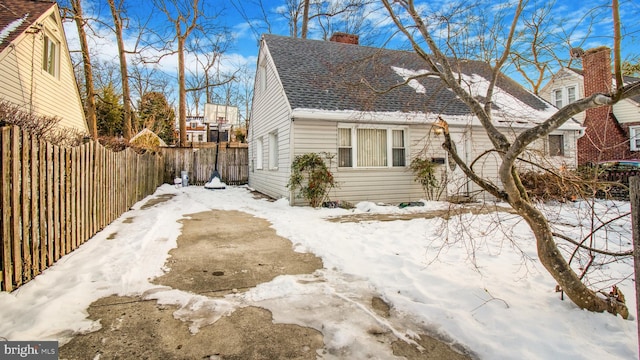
[
  {"x1": 11, "y1": 128, "x2": 22, "y2": 287},
  {"x1": 21, "y1": 130, "x2": 31, "y2": 283},
  {"x1": 1, "y1": 128, "x2": 13, "y2": 291}
]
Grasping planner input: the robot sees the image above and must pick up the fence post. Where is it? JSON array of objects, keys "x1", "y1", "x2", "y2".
[{"x1": 630, "y1": 176, "x2": 640, "y2": 359}]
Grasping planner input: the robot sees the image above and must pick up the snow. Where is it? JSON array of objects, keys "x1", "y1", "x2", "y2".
[
  {"x1": 0, "y1": 14, "x2": 28, "y2": 46},
  {"x1": 391, "y1": 66, "x2": 560, "y2": 123},
  {"x1": 0, "y1": 185, "x2": 636, "y2": 359}
]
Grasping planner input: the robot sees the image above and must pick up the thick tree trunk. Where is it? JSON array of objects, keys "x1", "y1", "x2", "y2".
[
  {"x1": 504, "y1": 174, "x2": 629, "y2": 319},
  {"x1": 70, "y1": 0, "x2": 97, "y2": 139},
  {"x1": 107, "y1": 0, "x2": 132, "y2": 139}
]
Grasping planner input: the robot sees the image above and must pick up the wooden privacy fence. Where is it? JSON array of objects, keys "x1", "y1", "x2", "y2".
[
  {"x1": 0, "y1": 126, "x2": 164, "y2": 292},
  {"x1": 162, "y1": 146, "x2": 249, "y2": 185}
]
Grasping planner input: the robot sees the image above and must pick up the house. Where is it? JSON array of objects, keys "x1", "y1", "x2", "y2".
[
  {"x1": 249, "y1": 34, "x2": 583, "y2": 205},
  {"x1": 540, "y1": 47, "x2": 640, "y2": 165},
  {"x1": 0, "y1": 0, "x2": 88, "y2": 133}
]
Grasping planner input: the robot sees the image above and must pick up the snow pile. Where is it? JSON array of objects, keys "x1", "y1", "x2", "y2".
[{"x1": 204, "y1": 176, "x2": 226, "y2": 189}]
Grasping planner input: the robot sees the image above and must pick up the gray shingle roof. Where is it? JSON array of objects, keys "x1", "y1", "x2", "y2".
[
  {"x1": 0, "y1": 0, "x2": 54, "y2": 54},
  {"x1": 263, "y1": 34, "x2": 552, "y2": 117}
]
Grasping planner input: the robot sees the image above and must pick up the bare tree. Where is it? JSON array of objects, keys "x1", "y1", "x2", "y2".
[
  {"x1": 60, "y1": 0, "x2": 98, "y2": 139},
  {"x1": 381, "y1": 0, "x2": 640, "y2": 318},
  {"x1": 152, "y1": 0, "x2": 204, "y2": 146},
  {"x1": 106, "y1": 0, "x2": 133, "y2": 139}
]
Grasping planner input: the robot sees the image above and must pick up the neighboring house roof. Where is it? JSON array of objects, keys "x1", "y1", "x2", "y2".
[
  {"x1": 262, "y1": 34, "x2": 566, "y2": 127},
  {"x1": 0, "y1": 0, "x2": 54, "y2": 53}
]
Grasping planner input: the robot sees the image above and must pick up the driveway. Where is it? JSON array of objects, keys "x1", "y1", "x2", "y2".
[{"x1": 59, "y1": 193, "x2": 473, "y2": 359}]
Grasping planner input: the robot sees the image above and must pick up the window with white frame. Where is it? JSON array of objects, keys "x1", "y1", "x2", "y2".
[
  {"x1": 392, "y1": 130, "x2": 405, "y2": 166},
  {"x1": 548, "y1": 134, "x2": 565, "y2": 156},
  {"x1": 259, "y1": 63, "x2": 267, "y2": 92},
  {"x1": 42, "y1": 34, "x2": 58, "y2": 77},
  {"x1": 269, "y1": 131, "x2": 278, "y2": 169},
  {"x1": 631, "y1": 126, "x2": 640, "y2": 151},
  {"x1": 338, "y1": 128, "x2": 352, "y2": 167},
  {"x1": 338, "y1": 126, "x2": 406, "y2": 168},
  {"x1": 256, "y1": 137, "x2": 263, "y2": 169},
  {"x1": 552, "y1": 86, "x2": 577, "y2": 108}
]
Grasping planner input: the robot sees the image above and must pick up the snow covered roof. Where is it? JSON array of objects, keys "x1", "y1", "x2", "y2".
[
  {"x1": 262, "y1": 34, "x2": 564, "y2": 128},
  {"x1": 0, "y1": 0, "x2": 55, "y2": 54}
]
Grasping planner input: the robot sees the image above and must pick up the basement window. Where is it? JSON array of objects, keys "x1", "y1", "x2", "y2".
[{"x1": 548, "y1": 134, "x2": 565, "y2": 156}]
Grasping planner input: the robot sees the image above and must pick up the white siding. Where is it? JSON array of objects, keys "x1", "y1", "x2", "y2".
[
  {"x1": 613, "y1": 100, "x2": 640, "y2": 124},
  {"x1": 248, "y1": 44, "x2": 292, "y2": 200},
  {"x1": 0, "y1": 7, "x2": 87, "y2": 133},
  {"x1": 292, "y1": 119, "x2": 442, "y2": 205},
  {"x1": 540, "y1": 69, "x2": 585, "y2": 123}
]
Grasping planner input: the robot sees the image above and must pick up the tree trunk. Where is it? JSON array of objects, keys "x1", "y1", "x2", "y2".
[
  {"x1": 178, "y1": 35, "x2": 187, "y2": 146},
  {"x1": 107, "y1": 0, "x2": 132, "y2": 139},
  {"x1": 70, "y1": 0, "x2": 97, "y2": 139},
  {"x1": 504, "y1": 174, "x2": 629, "y2": 319},
  {"x1": 301, "y1": 0, "x2": 310, "y2": 39}
]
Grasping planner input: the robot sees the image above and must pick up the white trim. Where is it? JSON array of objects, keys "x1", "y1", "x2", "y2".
[{"x1": 631, "y1": 126, "x2": 640, "y2": 151}]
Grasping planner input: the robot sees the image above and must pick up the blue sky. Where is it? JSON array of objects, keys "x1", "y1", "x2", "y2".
[{"x1": 64, "y1": 0, "x2": 640, "y2": 113}]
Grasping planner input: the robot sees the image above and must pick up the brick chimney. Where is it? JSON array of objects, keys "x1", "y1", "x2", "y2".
[
  {"x1": 329, "y1": 32, "x2": 359, "y2": 45},
  {"x1": 578, "y1": 46, "x2": 630, "y2": 164}
]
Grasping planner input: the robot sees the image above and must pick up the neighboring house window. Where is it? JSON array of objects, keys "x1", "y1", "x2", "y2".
[
  {"x1": 198, "y1": 134, "x2": 203, "y2": 142},
  {"x1": 256, "y1": 137, "x2": 263, "y2": 169},
  {"x1": 392, "y1": 130, "x2": 405, "y2": 166},
  {"x1": 553, "y1": 89, "x2": 563, "y2": 108},
  {"x1": 552, "y1": 86, "x2": 577, "y2": 108},
  {"x1": 269, "y1": 131, "x2": 278, "y2": 169},
  {"x1": 338, "y1": 126, "x2": 406, "y2": 168},
  {"x1": 548, "y1": 134, "x2": 564, "y2": 156},
  {"x1": 631, "y1": 126, "x2": 640, "y2": 151},
  {"x1": 190, "y1": 122, "x2": 197, "y2": 129},
  {"x1": 42, "y1": 34, "x2": 58, "y2": 77},
  {"x1": 338, "y1": 128, "x2": 352, "y2": 167}
]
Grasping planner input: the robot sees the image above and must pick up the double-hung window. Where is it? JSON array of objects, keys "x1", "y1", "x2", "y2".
[
  {"x1": 338, "y1": 126, "x2": 406, "y2": 168},
  {"x1": 631, "y1": 126, "x2": 640, "y2": 151},
  {"x1": 43, "y1": 34, "x2": 58, "y2": 77},
  {"x1": 552, "y1": 86, "x2": 577, "y2": 108},
  {"x1": 269, "y1": 131, "x2": 278, "y2": 169}
]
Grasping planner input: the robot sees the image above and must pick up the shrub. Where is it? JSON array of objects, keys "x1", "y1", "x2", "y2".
[
  {"x1": 287, "y1": 153, "x2": 337, "y2": 207},
  {"x1": 409, "y1": 157, "x2": 441, "y2": 200}
]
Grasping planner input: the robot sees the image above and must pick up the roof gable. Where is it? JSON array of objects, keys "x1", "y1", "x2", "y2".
[
  {"x1": 262, "y1": 34, "x2": 556, "y2": 123},
  {"x1": 0, "y1": 0, "x2": 55, "y2": 54}
]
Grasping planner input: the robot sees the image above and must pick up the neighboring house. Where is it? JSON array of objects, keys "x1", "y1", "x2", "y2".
[
  {"x1": 0, "y1": 0, "x2": 88, "y2": 133},
  {"x1": 540, "y1": 47, "x2": 640, "y2": 165},
  {"x1": 250, "y1": 33, "x2": 583, "y2": 205},
  {"x1": 181, "y1": 116, "x2": 208, "y2": 143}
]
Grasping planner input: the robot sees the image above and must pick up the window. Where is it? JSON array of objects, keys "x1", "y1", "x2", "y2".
[
  {"x1": 631, "y1": 126, "x2": 640, "y2": 151},
  {"x1": 567, "y1": 86, "x2": 576, "y2": 103},
  {"x1": 256, "y1": 137, "x2": 263, "y2": 169},
  {"x1": 338, "y1": 128, "x2": 352, "y2": 167},
  {"x1": 548, "y1": 134, "x2": 564, "y2": 156},
  {"x1": 269, "y1": 131, "x2": 278, "y2": 169},
  {"x1": 358, "y1": 128, "x2": 387, "y2": 167},
  {"x1": 198, "y1": 134, "x2": 203, "y2": 142},
  {"x1": 392, "y1": 130, "x2": 405, "y2": 166},
  {"x1": 42, "y1": 34, "x2": 58, "y2": 77},
  {"x1": 338, "y1": 126, "x2": 406, "y2": 168},
  {"x1": 190, "y1": 122, "x2": 197, "y2": 129},
  {"x1": 553, "y1": 89, "x2": 563, "y2": 108},
  {"x1": 259, "y1": 64, "x2": 267, "y2": 92},
  {"x1": 552, "y1": 86, "x2": 577, "y2": 108}
]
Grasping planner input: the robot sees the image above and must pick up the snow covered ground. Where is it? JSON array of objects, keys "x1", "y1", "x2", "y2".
[{"x1": 0, "y1": 184, "x2": 637, "y2": 359}]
